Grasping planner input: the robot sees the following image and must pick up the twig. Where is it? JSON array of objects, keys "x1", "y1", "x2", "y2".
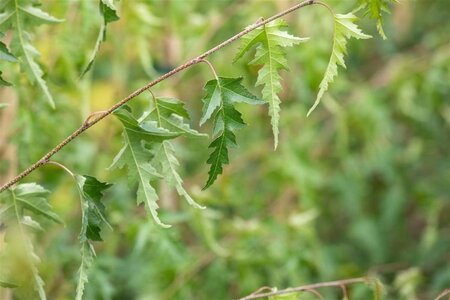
[
  {"x1": 238, "y1": 277, "x2": 369, "y2": 300},
  {"x1": 0, "y1": 0, "x2": 316, "y2": 193},
  {"x1": 435, "y1": 289, "x2": 450, "y2": 300}
]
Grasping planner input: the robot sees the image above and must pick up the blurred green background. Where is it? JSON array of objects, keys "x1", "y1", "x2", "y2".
[{"x1": 0, "y1": 0, "x2": 449, "y2": 299}]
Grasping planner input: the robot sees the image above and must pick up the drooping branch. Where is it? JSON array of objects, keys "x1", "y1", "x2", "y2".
[
  {"x1": 238, "y1": 277, "x2": 371, "y2": 300},
  {"x1": 0, "y1": 0, "x2": 317, "y2": 193}
]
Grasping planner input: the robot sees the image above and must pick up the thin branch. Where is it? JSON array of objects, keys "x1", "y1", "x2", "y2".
[
  {"x1": 0, "y1": 0, "x2": 316, "y2": 193},
  {"x1": 435, "y1": 289, "x2": 450, "y2": 300},
  {"x1": 238, "y1": 277, "x2": 369, "y2": 300}
]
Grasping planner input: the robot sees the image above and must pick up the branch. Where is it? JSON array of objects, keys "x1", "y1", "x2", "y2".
[
  {"x1": 0, "y1": 0, "x2": 317, "y2": 193},
  {"x1": 238, "y1": 277, "x2": 370, "y2": 300}
]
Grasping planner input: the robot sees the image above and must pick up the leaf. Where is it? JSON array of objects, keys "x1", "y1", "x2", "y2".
[
  {"x1": 200, "y1": 77, "x2": 263, "y2": 189},
  {"x1": 0, "y1": 103, "x2": 8, "y2": 109},
  {"x1": 147, "y1": 97, "x2": 206, "y2": 209},
  {"x1": 7, "y1": 183, "x2": 54, "y2": 300},
  {"x1": 0, "y1": 33, "x2": 17, "y2": 62},
  {"x1": 0, "y1": 279, "x2": 18, "y2": 288},
  {"x1": 307, "y1": 13, "x2": 371, "y2": 116},
  {"x1": 0, "y1": 71, "x2": 12, "y2": 86},
  {"x1": 235, "y1": 20, "x2": 308, "y2": 148},
  {"x1": 73, "y1": 175, "x2": 110, "y2": 300},
  {"x1": 81, "y1": 0, "x2": 120, "y2": 77},
  {"x1": 358, "y1": 0, "x2": 396, "y2": 39},
  {"x1": 75, "y1": 243, "x2": 94, "y2": 300},
  {"x1": 19, "y1": 5, "x2": 64, "y2": 23},
  {"x1": 147, "y1": 97, "x2": 207, "y2": 137},
  {"x1": 1, "y1": 1, "x2": 62, "y2": 108},
  {"x1": 13, "y1": 183, "x2": 63, "y2": 224},
  {"x1": 110, "y1": 105, "x2": 179, "y2": 227},
  {"x1": 75, "y1": 175, "x2": 112, "y2": 242}
]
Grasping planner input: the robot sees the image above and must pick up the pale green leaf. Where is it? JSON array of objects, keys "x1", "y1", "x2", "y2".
[
  {"x1": 200, "y1": 77, "x2": 263, "y2": 189},
  {"x1": 307, "y1": 13, "x2": 371, "y2": 116},
  {"x1": 81, "y1": 0, "x2": 120, "y2": 77},
  {"x1": 0, "y1": 279, "x2": 18, "y2": 288},
  {"x1": 13, "y1": 183, "x2": 63, "y2": 224},
  {"x1": 358, "y1": 0, "x2": 397, "y2": 39},
  {"x1": 110, "y1": 105, "x2": 179, "y2": 227},
  {"x1": 235, "y1": 19, "x2": 308, "y2": 148},
  {"x1": 0, "y1": 102, "x2": 8, "y2": 109},
  {"x1": 18, "y1": 5, "x2": 64, "y2": 23},
  {"x1": 2, "y1": 0, "x2": 61, "y2": 107},
  {"x1": 147, "y1": 97, "x2": 206, "y2": 209},
  {"x1": 75, "y1": 242, "x2": 94, "y2": 300}
]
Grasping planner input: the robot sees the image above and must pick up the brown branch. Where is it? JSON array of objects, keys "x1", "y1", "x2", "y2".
[
  {"x1": 238, "y1": 277, "x2": 370, "y2": 300},
  {"x1": 0, "y1": 0, "x2": 317, "y2": 193},
  {"x1": 435, "y1": 289, "x2": 450, "y2": 300}
]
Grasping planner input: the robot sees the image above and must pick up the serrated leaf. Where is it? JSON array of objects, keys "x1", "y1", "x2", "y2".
[
  {"x1": 13, "y1": 183, "x2": 63, "y2": 224},
  {"x1": 307, "y1": 13, "x2": 371, "y2": 116},
  {"x1": 2, "y1": 1, "x2": 61, "y2": 107},
  {"x1": 146, "y1": 97, "x2": 206, "y2": 209},
  {"x1": 73, "y1": 175, "x2": 110, "y2": 300},
  {"x1": 75, "y1": 175, "x2": 112, "y2": 242},
  {"x1": 235, "y1": 20, "x2": 308, "y2": 148},
  {"x1": 358, "y1": 0, "x2": 396, "y2": 39},
  {"x1": 19, "y1": 5, "x2": 64, "y2": 23},
  {"x1": 147, "y1": 97, "x2": 207, "y2": 137},
  {"x1": 81, "y1": 0, "x2": 119, "y2": 77},
  {"x1": 0, "y1": 36, "x2": 17, "y2": 62},
  {"x1": 8, "y1": 183, "x2": 51, "y2": 300},
  {"x1": 110, "y1": 105, "x2": 179, "y2": 227},
  {"x1": 200, "y1": 77, "x2": 263, "y2": 189},
  {"x1": 75, "y1": 239, "x2": 95, "y2": 300},
  {"x1": 22, "y1": 215, "x2": 43, "y2": 231}
]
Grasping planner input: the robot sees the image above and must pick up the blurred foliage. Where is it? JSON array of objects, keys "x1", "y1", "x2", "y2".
[{"x1": 0, "y1": 0, "x2": 449, "y2": 299}]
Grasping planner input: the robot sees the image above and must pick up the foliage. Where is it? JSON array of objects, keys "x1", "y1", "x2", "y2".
[
  {"x1": 307, "y1": 12, "x2": 371, "y2": 116},
  {"x1": 358, "y1": 0, "x2": 397, "y2": 39},
  {"x1": 200, "y1": 77, "x2": 262, "y2": 189},
  {"x1": 81, "y1": 0, "x2": 119, "y2": 77},
  {"x1": 1, "y1": 0, "x2": 449, "y2": 299},
  {"x1": 234, "y1": 19, "x2": 308, "y2": 148},
  {"x1": 0, "y1": 0, "x2": 63, "y2": 107}
]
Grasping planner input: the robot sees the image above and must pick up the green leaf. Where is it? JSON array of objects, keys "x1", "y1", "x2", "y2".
[
  {"x1": 81, "y1": 0, "x2": 120, "y2": 77},
  {"x1": 75, "y1": 242, "x2": 94, "y2": 300},
  {"x1": 13, "y1": 183, "x2": 63, "y2": 224},
  {"x1": 110, "y1": 105, "x2": 179, "y2": 227},
  {"x1": 147, "y1": 97, "x2": 207, "y2": 137},
  {"x1": 0, "y1": 279, "x2": 18, "y2": 288},
  {"x1": 18, "y1": 5, "x2": 64, "y2": 23},
  {"x1": 147, "y1": 97, "x2": 206, "y2": 209},
  {"x1": 358, "y1": 0, "x2": 396, "y2": 39},
  {"x1": 0, "y1": 102, "x2": 8, "y2": 109},
  {"x1": 200, "y1": 77, "x2": 262, "y2": 189},
  {"x1": 307, "y1": 13, "x2": 371, "y2": 116},
  {"x1": 73, "y1": 175, "x2": 110, "y2": 300},
  {"x1": 75, "y1": 175, "x2": 112, "y2": 242},
  {"x1": 0, "y1": 33, "x2": 17, "y2": 62},
  {"x1": 7, "y1": 183, "x2": 55, "y2": 300},
  {"x1": 0, "y1": 71, "x2": 12, "y2": 86},
  {"x1": 1, "y1": 1, "x2": 62, "y2": 107},
  {"x1": 235, "y1": 20, "x2": 308, "y2": 149}
]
